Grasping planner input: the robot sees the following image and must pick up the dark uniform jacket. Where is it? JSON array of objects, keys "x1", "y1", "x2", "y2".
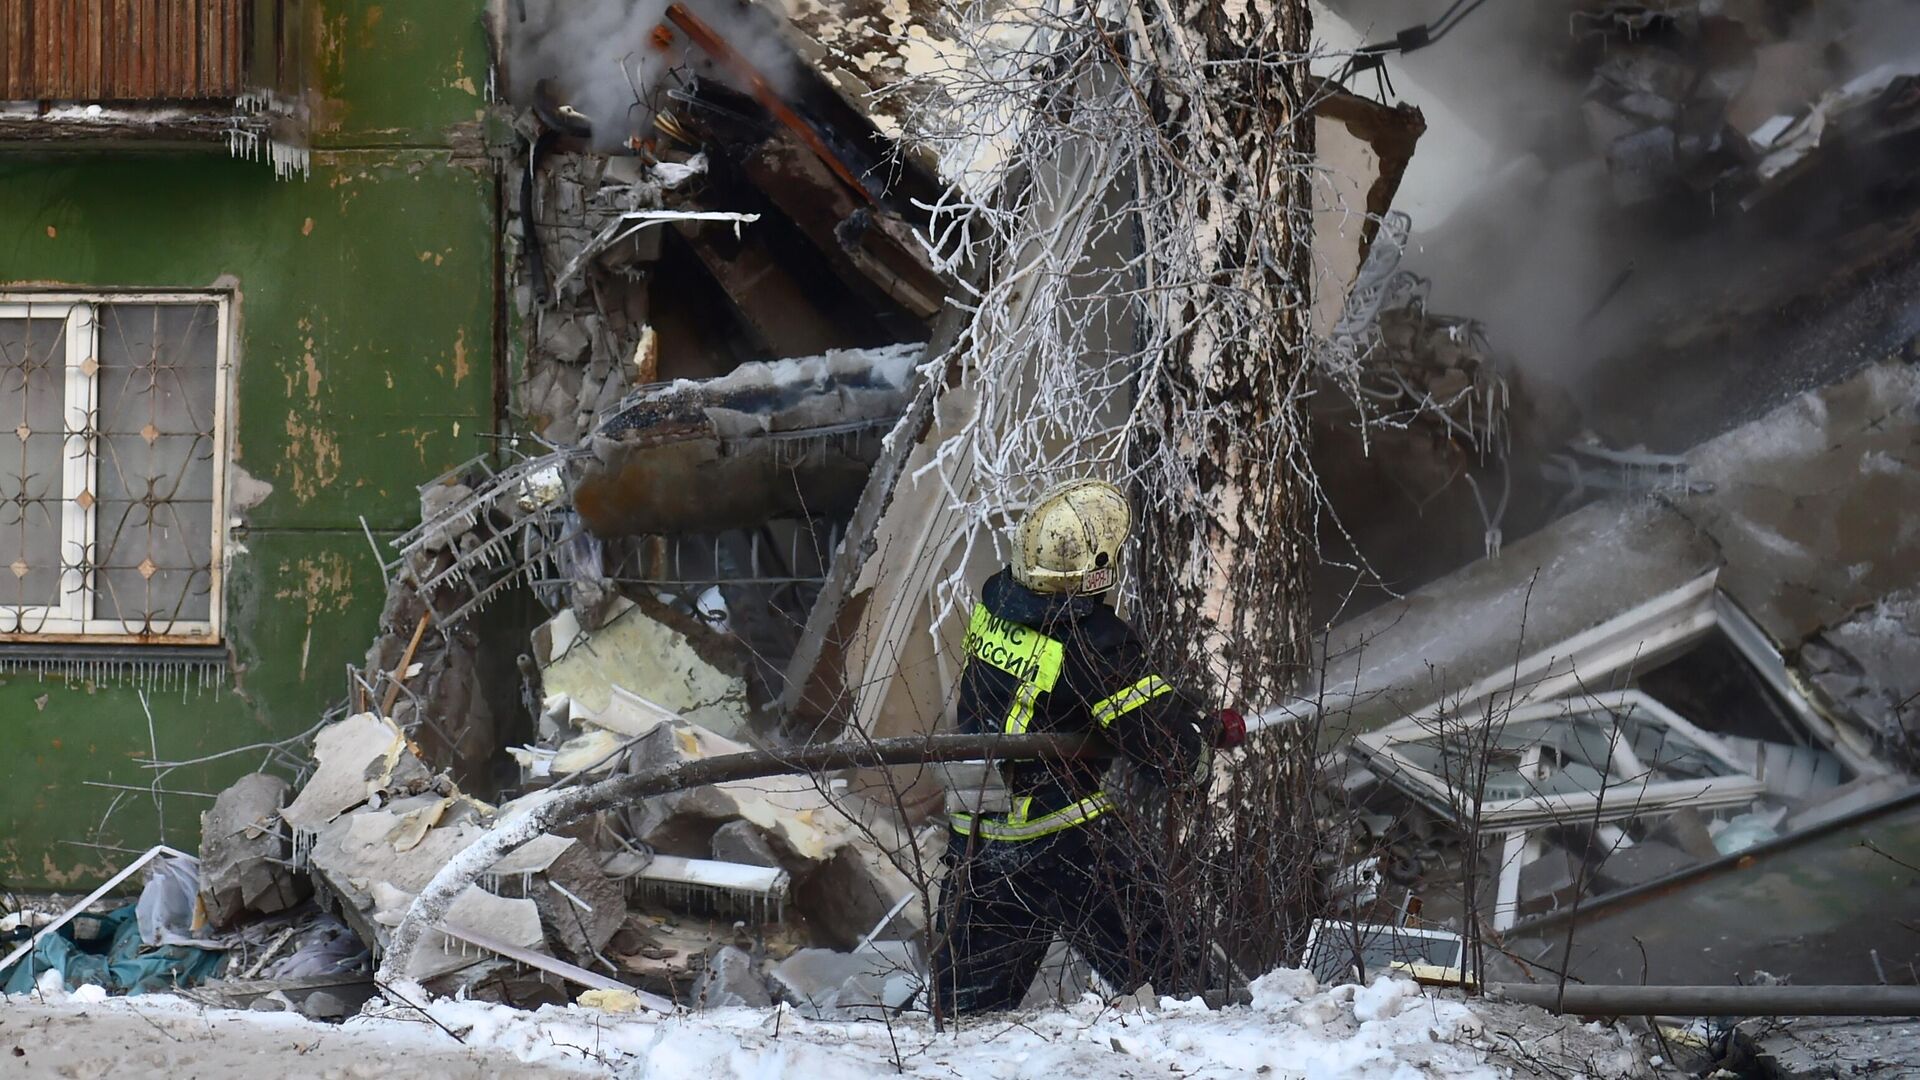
[{"x1": 951, "y1": 567, "x2": 1216, "y2": 840}]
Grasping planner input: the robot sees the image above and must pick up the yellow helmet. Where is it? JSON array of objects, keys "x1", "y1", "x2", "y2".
[{"x1": 1013, "y1": 479, "x2": 1132, "y2": 595}]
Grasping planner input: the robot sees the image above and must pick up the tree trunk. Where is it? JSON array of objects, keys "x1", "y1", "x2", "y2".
[
  {"x1": 1129, "y1": 0, "x2": 1314, "y2": 704},
  {"x1": 1124, "y1": 0, "x2": 1319, "y2": 978}
]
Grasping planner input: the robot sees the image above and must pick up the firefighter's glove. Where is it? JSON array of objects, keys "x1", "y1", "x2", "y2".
[
  {"x1": 1215, "y1": 708, "x2": 1246, "y2": 749},
  {"x1": 1177, "y1": 743, "x2": 1215, "y2": 792}
]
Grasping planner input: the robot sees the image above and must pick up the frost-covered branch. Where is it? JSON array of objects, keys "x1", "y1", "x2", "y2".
[{"x1": 376, "y1": 731, "x2": 1105, "y2": 983}]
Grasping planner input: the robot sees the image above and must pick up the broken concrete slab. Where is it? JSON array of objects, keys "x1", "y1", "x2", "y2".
[
  {"x1": 1679, "y1": 363, "x2": 1920, "y2": 647},
  {"x1": 792, "y1": 842, "x2": 923, "y2": 951},
  {"x1": 586, "y1": 686, "x2": 682, "y2": 739},
  {"x1": 770, "y1": 941, "x2": 919, "y2": 1019},
  {"x1": 286, "y1": 716, "x2": 629, "y2": 978},
  {"x1": 710, "y1": 821, "x2": 781, "y2": 868},
  {"x1": 198, "y1": 773, "x2": 308, "y2": 929},
  {"x1": 770, "y1": 947, "x2": 869, "y2": 1013},
  {"x1": 281, "y1": 713, "x2": 431, "y2": 851},
  {"x1": 616, "y1": 711, "x2": 896, "y2": 875},
  {"x1": 1305, "y1": 499, "x2": 1721, "y2": 736},
  {"x1": 572, "y1": 344, "x2": 924, "y2": 538},
  {"x1": 1607, "y1": 126, "x2": 1679, "y2": 205},
  {"x1": 694, "y1": 945, "x2": 772, "y2": 1009},
  {"x1": 297, "y1": 989, "x2": 350, "y2": 1020},
  {"x1": 305, "y1": 792, "x2": 492, "y2": 956},
  {"x1": 1516, "y1": 847, "x2": 1579, "y2": 918},
  {"x1": 315, "y1": 799, "x2": 622, "y2": 975},
  {"x1": 1802, "y1": 587, "x2": 1920, "y2": 760},
  {"x1": 371, "y1": 881, "x2": 545, "y2": 981},
  {"x1": 533, "y1": 596, "x2": 751, "y2": 738},
  {"x1": 526, "y1": 841, "x2": 625, "y2": 965},
  {"x1": 1595, "y1": 840, "x2": 1696, "y2": 891},
  {"x1": 1020, "y1": 939, "x2": 1097, "y2": 1007}
]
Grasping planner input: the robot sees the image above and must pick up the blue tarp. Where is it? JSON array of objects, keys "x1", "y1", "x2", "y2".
[{"x1": 1, "y1": 904, "x2": 225, "y2": 995}]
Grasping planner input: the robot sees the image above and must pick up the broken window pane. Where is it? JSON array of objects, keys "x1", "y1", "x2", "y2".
[
  {"x1": 1365, "y1": 690, "x2": 1767, "y2": 827},
  {"x1": 0, "y1": 314, "x2": 68, "y2": 618},
  {"x1": 94, "y1": 303, "x2": 219, "y2": 628}
]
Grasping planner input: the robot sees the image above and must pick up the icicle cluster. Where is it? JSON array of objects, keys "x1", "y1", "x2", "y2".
[
  {"x1": 268, "y1": 139, "x2": 311, "y2": 181},
  {"x1": 479, "y1": 868, "x2": 541, "y2": 898},
  {"x1": 628, "y1": 876, "x2": 786, "y2": 924},
  {"x1": 0, "y1": 655, "x2": 223, "y2": 698},
  {"x1": 386, "y1": 452, "x2": 576, "y2": 627},
  {"x1": 226, "y1": 92, "x2": 310, "y2": 181},
  {"x1": 292, "y1": 826, "x2": 317, "y2": 870}
]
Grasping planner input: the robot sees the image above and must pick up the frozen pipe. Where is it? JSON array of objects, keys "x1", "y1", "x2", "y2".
[
  {"x1": 638, "y1": 855, "x2": 789, "y2": 899},
  {"x1": 1491, "y1": 983, "x2": 1920, "y2": 1017}
]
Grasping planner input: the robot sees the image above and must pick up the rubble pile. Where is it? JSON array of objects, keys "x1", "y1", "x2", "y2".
[
  {"x1": 1801, "y1": 586, "x2": 1920, "y2": 769},
  {"x1": 2, "y1": 690, "x2": 936, "y2": 1015},
  {"x1": 1569, "y1": 0, "x2": 1920, "y2": 209}
]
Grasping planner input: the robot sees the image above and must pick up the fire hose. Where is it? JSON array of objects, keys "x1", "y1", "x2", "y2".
[{"x1": 378, "y1": 730, "x2": 1114, "y2": 982}]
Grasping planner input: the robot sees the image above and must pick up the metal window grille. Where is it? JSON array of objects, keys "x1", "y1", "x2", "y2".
[{"x1": 0, "y1": 294, "x2": 228, "y2": 642}]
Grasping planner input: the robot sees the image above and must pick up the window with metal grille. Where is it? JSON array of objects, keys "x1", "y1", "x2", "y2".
[{"x1": 0, "y1": 294, "x2": 228, "y2": 642}]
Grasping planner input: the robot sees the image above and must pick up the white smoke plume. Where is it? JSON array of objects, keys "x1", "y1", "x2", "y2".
[
  {"x1": 503, "y1": 0, "x2": 805, "y2": 149},
  {"x1": 1323, "y1": 0, "x2": 1920, "y2": 402}
]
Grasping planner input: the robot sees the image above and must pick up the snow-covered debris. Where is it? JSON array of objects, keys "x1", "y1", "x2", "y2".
[{"x1": 1, "y1": 970, "x2": 1614, "y2": 1080}]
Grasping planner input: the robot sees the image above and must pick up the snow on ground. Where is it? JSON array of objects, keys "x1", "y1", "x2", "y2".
[{"x1": 0, "y1": 969, "x2": 1643, "y2": 1079}]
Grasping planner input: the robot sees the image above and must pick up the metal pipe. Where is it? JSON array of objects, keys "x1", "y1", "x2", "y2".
[{"x1": 1491, "y1": 983, "x2": 1920, "y2": 1017}]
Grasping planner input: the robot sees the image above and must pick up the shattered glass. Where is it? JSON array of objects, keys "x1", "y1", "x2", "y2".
[{"x1": 1392, "y1": 701, "x2": 1748, "y2": 797}]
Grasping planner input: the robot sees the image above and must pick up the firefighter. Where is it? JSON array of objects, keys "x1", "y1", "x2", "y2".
[{"x1": 931, "y1": 479, "x2": 1245, "y2": 1015}]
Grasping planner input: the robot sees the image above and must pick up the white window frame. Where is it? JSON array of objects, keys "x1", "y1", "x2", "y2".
[
  {"x1": 1355, "y1": 689, "x2": 1768, "y2": 828},
  {"x1": 0, "y1": 292, "x2": 231, "y2": 644}
]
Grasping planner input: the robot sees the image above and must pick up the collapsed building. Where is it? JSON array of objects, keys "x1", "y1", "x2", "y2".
[
  {"x1": 1288, "y1": 0, "x2": 1920, "y2": 1003},
  {"x1": 0, "y1": 2, "x2": 1916, "y2": 1063}
]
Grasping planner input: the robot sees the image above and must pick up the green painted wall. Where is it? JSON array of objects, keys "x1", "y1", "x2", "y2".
[{"x1": 0, "y1": 1, "x2": 497, "y2": 889}]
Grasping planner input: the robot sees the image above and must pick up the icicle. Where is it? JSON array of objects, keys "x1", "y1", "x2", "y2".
[{"x1": 267, "y1": 139, "x2": 311, "y2": 182}]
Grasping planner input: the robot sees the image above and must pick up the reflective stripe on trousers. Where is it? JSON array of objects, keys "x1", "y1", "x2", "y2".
[{"x1": 949, "y1": 790, "x2": 1113, "y2": 841}]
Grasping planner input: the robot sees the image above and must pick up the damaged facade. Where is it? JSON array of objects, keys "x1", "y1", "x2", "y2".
[
  {"x1": 1290, "y1": 0, "x2": 1920, "y2": 1003},
  {"x1": 0, "y1": 3, "x2": 497, "y2": 890}
]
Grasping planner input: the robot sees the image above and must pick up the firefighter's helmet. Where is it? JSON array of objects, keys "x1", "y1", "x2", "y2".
[{"x1": 1013, "y1": 479, "x2": 1131, "y2": 596}]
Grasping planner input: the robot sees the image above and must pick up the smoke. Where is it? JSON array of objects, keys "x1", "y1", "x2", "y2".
[
  {"x1": 1324, "y1": 0, "x2": 1920, "y2": 406},
  {"x1": 504, "y1": 0, "x2": 805, "y2": 150}
]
